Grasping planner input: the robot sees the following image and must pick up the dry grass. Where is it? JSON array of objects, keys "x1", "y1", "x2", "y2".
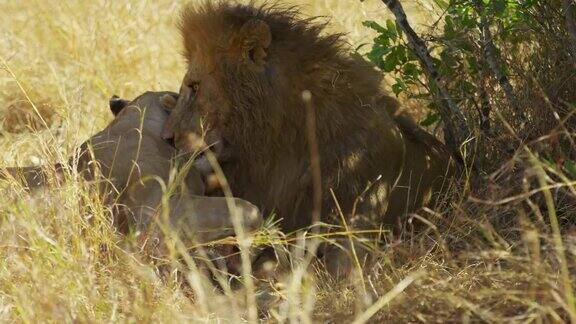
[{"x1": 1, "y1": 0, "x2": 575, "y2": 323}]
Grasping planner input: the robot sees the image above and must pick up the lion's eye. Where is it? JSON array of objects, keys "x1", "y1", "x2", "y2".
[{"x1": 189, "y1": 82, "x2": 200, "y2": 94}]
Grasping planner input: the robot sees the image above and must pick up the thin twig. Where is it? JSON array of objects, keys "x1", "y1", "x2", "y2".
[{"x1": 472, "y1": 0, "x2": 525, "y2": 123}]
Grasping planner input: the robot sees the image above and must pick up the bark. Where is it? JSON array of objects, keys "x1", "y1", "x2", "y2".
[
  {"x1": 478, "y1": 79, "x2": 492, "y2": 133},
  {"x1": 564, "y1": 0, "x2": 576, "y2": 64},
  {"x1": 475, "y1": 40, "x2": 492, "y2": 134},
  {"x1": 381, "y1": 0, "x2": 471, "y2": 158},
  {"x1": 472, "y1": 0, "x2": 526, "y2": 122}
]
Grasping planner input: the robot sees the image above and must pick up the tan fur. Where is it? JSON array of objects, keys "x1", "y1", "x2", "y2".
[
  {"x1": 164, "y1": 2, "x2": 457, "y2": 233},
  {"x1": 2, "y1": 91, "x2": 262, "y2": 246}
]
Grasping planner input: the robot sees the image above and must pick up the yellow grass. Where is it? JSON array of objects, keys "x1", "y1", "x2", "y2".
[{"x1": 1, "y1": 0, "x2": 575, "y2": 322}]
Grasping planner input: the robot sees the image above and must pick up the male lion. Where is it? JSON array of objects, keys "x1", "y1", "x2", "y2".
[
  {"x1": 163, "y1": 3, "x2": 456, "y2": 237},
  {"x1": 2, "y1": 91, "x2": 262, "y2": 247}
]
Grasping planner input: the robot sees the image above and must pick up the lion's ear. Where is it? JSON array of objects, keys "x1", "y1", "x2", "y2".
[{"x1": 233, "y1": 19, "x2": 272, "y2": 67}]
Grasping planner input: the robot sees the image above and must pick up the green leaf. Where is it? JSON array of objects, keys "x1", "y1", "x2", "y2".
[
  {"x1": 402, "y1": 63, "x2": 421, "y2": 80},
  {"x1": 396, "y1": 46, "x2": 408, "y2": 65},
  {"x1": 374, "y1": 34, "x2": 391, "y2": 48},
  {"x1": 392, "y1": 78, "x2": 407, "y2": 96},
  {"x1": 380, "y1": 46, "x2": 406, "y2": 72},
  {"x1": 542, "y1": 158, "x2": 556, "y2": 169},
  {"x1": 466, "y1": 55, "x2": 479, "y2": 73},
  {"x1": 459, "y1": 40, "x2": 475, "y2": 53},
  {"x1": 420, "y1": 112, "x2": 441, "y2": 127},
  {"x1": 386, "y1": 19, "x2": 397, "y2": 40},
  {"x1": 366, "y1": 43, "x2": 389, "y2": 67},
  {"x1": 363, "y1": 20, "x2": 386, "y2": 33},
  {"x1": 444, "y1": 16, "x2": 455, "y2": 39},
  {"x1": 564, "y1": 160, "x2": 576, "y2": 179},
  {"x1": 492, "y1": 0, "x2": 507, "y2": 16},
  {"x1": 433, "y1": 0, "x2": 449, "y2": 10},
  {"x1": 460, "y1": 80, "x2": 477, "y2": 94},
  {"x1": 382, "y1": 55, "x2": 398, "y2": 72}
]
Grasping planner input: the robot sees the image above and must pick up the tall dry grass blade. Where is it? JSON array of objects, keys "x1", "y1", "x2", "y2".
[
  {"x1": 205, "y1": 150, "x2": 258, "y2": 323},
  {"x1": 527, "y1": 149, "x2": 576, "y2": 322},
  {"x1": 329, "y1": 188, "x2": 369, "y2": 301},
  {"x1": 302, "y1": 90, "x2": 322, "y2": 231},
  {"x1": 351, "y1": 271, "x2": 423, "y2": 324}
]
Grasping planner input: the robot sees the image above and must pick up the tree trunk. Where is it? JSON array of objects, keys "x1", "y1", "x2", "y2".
[{"x1": 381, "y1": 0, "x2": 471, "y2": 159}]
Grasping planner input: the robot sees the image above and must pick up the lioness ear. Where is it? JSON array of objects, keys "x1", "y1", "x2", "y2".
[
  {"x1": 233, "y1": 19, "x2": 272, "y2": 67},
  {"x1": 109, "y1": 95, "x2": 129, "y2": 116},
  {"x1": 160, "y1": 93, "x2": 178, "y2": 112}
]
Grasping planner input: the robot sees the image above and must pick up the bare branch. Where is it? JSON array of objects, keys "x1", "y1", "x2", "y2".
[
  {"x1": 472, "y1": 0, "x2": 526, "y2": 123},
  {"x1": 381, "y1": 0, "x2": 471, "y2": 158}
]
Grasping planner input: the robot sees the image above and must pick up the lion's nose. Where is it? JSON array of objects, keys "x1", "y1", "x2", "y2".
[
  {"x1": 164, "y1": 137, "x2": 175, "y2": 147},
  {"x1": 161, "y1": 129, "x2": 176, "y2": 147},
  {"x1": 161, "y1": 128, "x2": 173, "y2": 140}
]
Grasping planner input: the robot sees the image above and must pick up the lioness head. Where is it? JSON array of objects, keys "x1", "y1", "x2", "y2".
[{"x1": 110, "y1": 91, "x2": 178, "y2": 125}]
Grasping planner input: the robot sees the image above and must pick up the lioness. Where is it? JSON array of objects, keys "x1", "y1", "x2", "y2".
[{"x1": 2, "y1": 91, "x2": 262, "y2": 247}]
